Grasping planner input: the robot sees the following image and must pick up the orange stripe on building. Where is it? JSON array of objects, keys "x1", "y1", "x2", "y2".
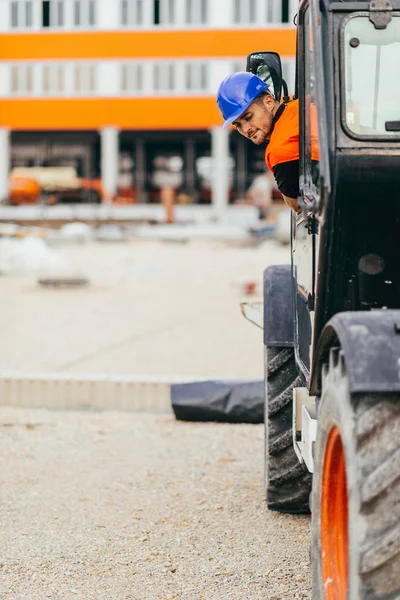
[
  {"x1": 0, "y1": 28, "x2": 296, "y2": 60},
  {"x1": 0, "y1": 97, "x2": 224, "y2": 130}
]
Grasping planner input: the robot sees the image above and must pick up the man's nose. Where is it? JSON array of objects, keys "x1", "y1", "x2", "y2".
[{"x1": 242, "y1": 122, "x2": 252, "y2": 136}]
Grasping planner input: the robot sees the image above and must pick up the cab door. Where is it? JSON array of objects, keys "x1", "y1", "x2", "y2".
[{"x1": 293, "y1": 0, "x2": 321, "y2": 379}]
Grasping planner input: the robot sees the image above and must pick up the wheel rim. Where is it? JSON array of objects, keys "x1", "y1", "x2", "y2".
[{"x1": 321, "y1": 426, "x2": 349, "y2": 599}]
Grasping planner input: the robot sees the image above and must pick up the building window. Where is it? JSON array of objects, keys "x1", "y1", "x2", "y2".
[
  {"x1": 184, "y1": 63, "x2": 208, "y2": 92},
  {"x1": 121, "y1": 0, "x2": 145, "y2": 26},
  {"x1": 185, "y1": 0, "x2": 207, "y2": 25},
  {"x1": 11, "y1": 0, "x2": 34, "y2": 28},
  {"x1": 121, "y1": 63, "x2": 144, "y2": 93},
  {"x1": 155, "y1": 0, "x2": 175, "y2": 26},
  {"x1": 73, "y1": 0, "x2": 96, "y2": 27},
  {"x1": 74, "y1": 64, "x2": 96, "y2": 94},
  {"x1": 153, "y1": 63, "x2": 175, "y2": 92},
  {"x1": 11, "y1": 64, "x2": 34, "y2": 94},
  {"x1": 43, "y1": 64, "x2": 65, "y2": 94},
  {"x1": 234, "y1": 0, "x2": 257, "y2": 24},
  {"x1": 49, "y1": 0, "x2": 64, "y2": 27}
]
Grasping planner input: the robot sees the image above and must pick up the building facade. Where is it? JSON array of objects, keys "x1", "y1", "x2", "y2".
[{"x1": 0, "y1": 0, "x2": 297, "y2": 207}]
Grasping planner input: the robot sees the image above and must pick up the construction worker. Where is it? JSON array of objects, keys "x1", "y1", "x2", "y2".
[{"x1": 216, "y1": 72, "x2": 318, "y2": 212}]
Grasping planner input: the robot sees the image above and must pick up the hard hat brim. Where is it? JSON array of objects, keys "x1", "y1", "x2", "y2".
[{"x1": 222, "y1": 101, "x2": 252, "y2": 129}]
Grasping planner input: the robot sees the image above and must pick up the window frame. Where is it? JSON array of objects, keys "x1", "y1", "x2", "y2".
[
  {"x1": 11, "y1": 63, "x2": 34, "y2": 95},
  {"x1": 339, "y1": 13, "x2": 400, "y2": 142},
  {"x1": 11, "y1": 0, "x2": 35, "y2": 29},
  {"x1": 73, "y1": 0, "x2": 97, "y2": 28},
  {"x1": 73, "y1": 63, "x2": 97, "y2": 94}
]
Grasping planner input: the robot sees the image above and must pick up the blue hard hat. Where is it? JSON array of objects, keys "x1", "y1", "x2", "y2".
[{"x1": 217, "y1": 72, "x2": 269, "y2": 129}]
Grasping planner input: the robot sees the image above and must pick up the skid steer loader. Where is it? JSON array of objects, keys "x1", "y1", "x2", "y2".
[{"x1": 243, "y1": 0, "x2": 400, "y2": 597}]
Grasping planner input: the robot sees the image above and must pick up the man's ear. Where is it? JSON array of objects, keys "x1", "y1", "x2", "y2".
[{"x1": 261, "y1": 94, "x2": 277, "y2": 113}]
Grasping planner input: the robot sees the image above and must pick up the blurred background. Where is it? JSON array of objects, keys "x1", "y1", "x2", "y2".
[
  {"x1": 0, "y1": 0, "x2": 296, "y2": 394},
  {"x1": 0, "y1": 0, "x2": 296, "y2": 210}
]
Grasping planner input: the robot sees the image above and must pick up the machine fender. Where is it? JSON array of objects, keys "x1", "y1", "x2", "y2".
[
  {"x1": 264, "y1": 265, "x2": 294, "y2": 347},
  {"x1": 310, "y1": 310, "x2": 400, "y2": 395}
]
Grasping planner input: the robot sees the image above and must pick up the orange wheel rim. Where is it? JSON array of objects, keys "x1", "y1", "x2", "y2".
[{"x1": 321, "y1": 426, "x2": 349, "y2": 599}]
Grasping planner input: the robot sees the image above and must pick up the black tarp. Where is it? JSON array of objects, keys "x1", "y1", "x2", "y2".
[{"x1": 171, "y1": 380, "x2": 264, "y2": 424}]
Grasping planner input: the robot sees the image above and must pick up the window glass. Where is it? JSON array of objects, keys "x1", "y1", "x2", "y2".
[
  {"x1": 168, "y1": 0, "x2": 175, "y2": 24},
  {"x1": 185, "y1": 0, "x2": 192, "y2": 23},
  {"x1": 88, "y1": 0, "x2": 96, "y2": 25},
  {"x1": 185, "y1": 63, "x2": 208, "y2": 91},
  {"x1": 11, "y1": 1, "x2": 19, "y2": 27},
  {"x1": 200, "y1": 0, "x2": 207, "y2": 24},
  {"x1": 185, "y1": 0, "x2": 207, "y2": 24},
  {"x1": 50, "y1": 1, "x2": 64, "y2": 26},
  {"x1": 74, "y1": 65, "x2": 82, "y2": 92},
  {"x1": 11, "y1": 66, "x2": 19, "y2": 92},
  {"x1": 26, "y1": 1, "x2": 33, "y2": 26},
  {"x1": 121, "y1": 0, "x2": 128, "y2": 25},
  {"x1": 122, "y1": 0, "x2": 145, "y2": 26},
  {"x1": 42, "y1": 0, "x2": 50, "y2": 26},
  {"x1": 344, "y1": 16, "x2": 400, "y2": 136},
  {"x1": 153, "y1": 63, "x2": 175, "y2": 92},
  {"x1": 26, "y1": 65, "x2": 33, "y2": 92},
  {"x1": 122, "y1": 63, "x2": 144, "y2": 92},
  {"x1": 57, "y1": 66, "x2": 64, "y2": 92},
  {"x1": 136, "y1": 0, "x2": 143, "y2": 24},
  {"x1": 234, "y1": 0, "x2": 240, "y2": 23},
  {"x1": 11, "y1": 0, "x2": 35, "y2": 28},
  {"x1": 74, "y1": 0, "x2": 80, "y2": 25},
  {"x1": 303, "y1": 8, "x2": 320, "y2": 196},
  {"x1": 200, "y1": 64, "x2": 208, "y2": 89},
  {"x1": 234, "y1": 0, "x2": 256, "y2": 24},
  {"x1": 43, "y1": 65, "x2": 51, "y2": 92},
  {"x1": 249, "y1": 0, "x2": 256, "y2": 23},
  {"x1": 88, "y1": 65, "x2": 96, "y2": 92}
]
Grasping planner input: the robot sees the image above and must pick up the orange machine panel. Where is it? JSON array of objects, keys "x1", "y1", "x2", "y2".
[
  {"x1": 0, "y1": 97, "x2": 224, "y2": 130},
  {"x1": 0, "y1": 28, "x2": 296, "y2": 60}
]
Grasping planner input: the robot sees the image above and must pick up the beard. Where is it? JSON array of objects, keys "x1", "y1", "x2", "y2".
[
  {"x1": 248, "y1": 107, "x2": 274, "y2": 145},
  {"x1": 249, "y1": 129, "x2": 269, "y2": 145}
]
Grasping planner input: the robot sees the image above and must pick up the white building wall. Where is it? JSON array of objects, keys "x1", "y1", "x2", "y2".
[
  {"x1": 97, "y1": 61, "x2": 120, "y2": 96},
  {"x1": 0, "y1": 1, "x2": 11, "y2": 31},
  {"x1": 97, "y1": 0, "x2": 119, "y2": 30},
  {"x1": 209, "y1": 60, "x2": 234, "y2": 95},
  {"x1": 0, "y1": 65, "x2": 11, "y2": 97},
  {"x1": 289, "y1": 0, "x2": 299, "y2": 24},
  {"x1": 209, "y1": 0, "x2": 233, "y2": 27}
]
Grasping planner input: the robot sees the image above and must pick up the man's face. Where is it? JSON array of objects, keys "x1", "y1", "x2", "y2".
[{"x1": 233, "y1": 95, "x2": 276, "y2": 145}]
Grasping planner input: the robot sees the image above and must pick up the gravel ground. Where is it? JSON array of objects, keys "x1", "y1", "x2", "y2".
[
  {"x1": 0, "y1": 408, "x2": 311, "y2": 600},
  {"x1": 0, "y1": 237, "x2": 311, "y2": 599}
]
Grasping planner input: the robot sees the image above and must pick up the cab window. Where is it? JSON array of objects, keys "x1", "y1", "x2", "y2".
[{"x1": 343, "y1": 16, "x2": 400, "y2": 137}]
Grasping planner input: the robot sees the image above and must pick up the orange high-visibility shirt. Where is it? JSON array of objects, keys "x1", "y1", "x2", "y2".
[{"x1": 265, "y1": 99, "x2": 319, "y2": 198}]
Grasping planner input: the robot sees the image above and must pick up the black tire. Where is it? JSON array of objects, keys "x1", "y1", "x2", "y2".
[
  {"x1": 312, "y1": 348, "x2": 400, "y2": 599},
  {"x1": 265, "y1": 345, "x2": 312, "y2": 514}
]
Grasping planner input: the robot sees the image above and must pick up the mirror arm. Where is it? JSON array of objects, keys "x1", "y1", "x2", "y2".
[{"x1": 282, "y1": 79, "x2": 290, "y2": 103}]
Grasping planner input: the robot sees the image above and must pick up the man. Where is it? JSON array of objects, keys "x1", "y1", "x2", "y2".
[{"x1": 217, "y1": 71, "x2": 316, "y2": 212}]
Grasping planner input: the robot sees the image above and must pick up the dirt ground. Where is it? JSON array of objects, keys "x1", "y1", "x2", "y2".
[{"x1": 0, "y1": 237, "x2": 312, "y2": 599}]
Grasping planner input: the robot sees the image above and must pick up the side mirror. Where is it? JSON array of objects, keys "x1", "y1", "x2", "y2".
[{"x1": 246, "y1": 51, "x2": 286, "y2": 103}]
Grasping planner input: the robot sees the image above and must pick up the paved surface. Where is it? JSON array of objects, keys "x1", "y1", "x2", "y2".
[{"x1": 0, "y1": 239, "x2": 289, "y2": 378}]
